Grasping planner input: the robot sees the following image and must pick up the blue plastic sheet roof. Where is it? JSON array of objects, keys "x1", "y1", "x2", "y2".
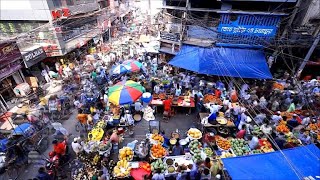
[
  {"x1": 168, "y1": 45, "x2": 272, "y2": 79},
  {"x1": 222, "y1": 144, "x2": 320, "y2": 180}
]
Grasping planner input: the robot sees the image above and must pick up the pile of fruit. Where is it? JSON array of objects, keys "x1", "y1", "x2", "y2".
[
  {"x1": 308, "y1": 123, "x2": 319, "y2": 131},
  {"x1": 276, "y1": 124, "x2": 290, "y2": 133},
  {"x1": 113, "y1": 160, "x2": 131, "y2": 178},
  {"x1": 151, "y1": 134, "x2": 164, "y2": 144},
  {"x1": 230, "y1": 138, "x2": 250, "y2": 156},
  {"x1": 188, "y1": 128, "x2": 202, "y2": 139},
  {"x1": 151, "y1": 144, "x2": 166, "y2": 158},
  {"x1": 192, "y1": 148, "x2": 202, "y2": 162},
  {"x1": 259, "y1": 138, "x2": 273, "y2": 153},
  {"x1": 251, "y1": 149, "x2": 263, "y2": 154},
  {"x1": 220, "y1": 151, "x2": 235, "y2": 158},
  {"x1": 251, "y1": 125, "x2": 263, "y2": 136},
  {"x1": 215, "y1": 136, "x2": 231, "y2": 150},
  {"x1": 151, "y1": 159, "x2": 165, "y2": 173},
  {"x1": 203, "y1": 94, "x2": 222, "y2": 104},
  {"x1": 188, "y1": 140, "x2": 202, "y2": 154},
  {"x1": 204, "y1": 147, "x2": 214, "y2": 157},
  {"x1": 139, "y1": 162, "x2": 151, "y2": 172},
  {"x1": 119, "y1": 147, "x2": 134, "y2": 161}
]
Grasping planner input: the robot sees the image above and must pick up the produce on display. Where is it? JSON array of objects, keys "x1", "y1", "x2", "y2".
[
  {"x1": 192, "y1": 148, "x2": 202, "y2": 162},
  {"x1": 204, "y1": 147, "x2": 214, "y2": 157},
  {"x1": 187, "y1": 128, "x2": 202, "y2": 139},
  {"x1": 251, "y1": 125, "x2": 263, "y2": 136},
  {"x1": 251, "y1": 149, "x2": 263, "y2": 154},
  {"x1": 188, "y1": 140, "x2": 202, "y2": 154},
  {"x1": 259, "y1": 138, "x2": 274, "y2": 153},
  {"x1": 99, "y1": 142, "x2": 111, "y2": 151},
  {"x1": 308, "y1": 123, "x2": 319, "y2": 131},
  {"x1": 151, "y1": 144, "x2": 166, "y2": 158},
  {"x1": 114, "y1": 160, "x2": 131, "y2": 178},
  {"x1": 119, "y1": 147, "x2": 134, "y2": 161},
  {"x1": 220, "y1": 151, "x2": 235, "y2": 158},
  {"x1": 151, "y1": 159, "x2": 165, "y2": 173},
  {"x1": 167, "y1": 166, "x2": 175, "y2": 173},
  {"x1": 276, "y1": 124, "x2": 290, "y2": 133},
  {"x1": 215, "y1": 136, "x2": 231, "y2": 150},
  {"x1": 230, "y1": 138, "x2": 250, "y2": 156},
  {"x1": 139, "y1": 162, "x2": 151, "y2": 172},
  {"x1": 204, "y1": 94, "x2": 222, "y2": 104},
  {"x1": 151, "y1": 134, "x2": 164, "y2": 144}
]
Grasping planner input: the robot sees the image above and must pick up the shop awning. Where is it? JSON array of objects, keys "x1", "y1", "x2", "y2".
[
  {"x1": 168, "y1": 45, "x2": 272, "y2": 79},
  {"x1": 221, "y1": 144, "x2": 320, "y2": 180}
]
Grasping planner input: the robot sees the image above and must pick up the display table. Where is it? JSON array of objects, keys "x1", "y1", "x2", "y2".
[{"x1": 151, "y1": 97, "x2": 195, "y2": 114}]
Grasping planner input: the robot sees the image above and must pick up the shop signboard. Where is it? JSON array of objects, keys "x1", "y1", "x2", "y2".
[
  {"x1": 217, "y1": 14, "x2": 281, "y2": 47},
  {"x1": 51, "y1": 8, "x2": 71, "y2": 20},
  {"x1": 0, "y1": 60, "x2": 22, "y2": 80},
  {"x1": 22, "y1": 47, "x2": 47, "y2": 68},
  {"x1": 0, "y1": 41, "x2": 22, "y2": 69}
]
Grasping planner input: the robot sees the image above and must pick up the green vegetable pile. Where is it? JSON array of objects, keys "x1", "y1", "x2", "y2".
[
  {"x1": 151, "y1": 159, "x2": 166, "y2": 173},
  {"x1": 230, "y1": 138, "x2": 250, "y2": 156}
]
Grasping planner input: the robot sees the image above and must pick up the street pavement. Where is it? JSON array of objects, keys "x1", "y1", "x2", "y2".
[
  {"x1": 0, "y1": 80, "x2": 80, "y2": 180},
  {"x1": 0, "y1": 80, "x2": 201, "y2": 180}
]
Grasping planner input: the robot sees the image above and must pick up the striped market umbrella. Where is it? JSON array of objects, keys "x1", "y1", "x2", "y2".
[
  {"x1": 122, "y1": 60, "x2": 143, "y2": 72},
  {"x1": 111, "y1": 64, "x2": 132, "y2": 74},
  {"x1": 108, "y1": 80, "x2": 145, "y2": 105}
]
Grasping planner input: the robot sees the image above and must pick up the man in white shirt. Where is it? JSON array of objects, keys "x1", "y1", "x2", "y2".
[
  {"x1": 154, "y1": 84, "x2": 160, "y2": 94},
  {"x1": 271, "y1": 111, "x2": 282, "y2": 125},
  {"x1": 301, "y1": 114, "x2": 311, "y2": 126},
  {"x1": 71, "y1": 137, "x2": 83, "y2": 155}
]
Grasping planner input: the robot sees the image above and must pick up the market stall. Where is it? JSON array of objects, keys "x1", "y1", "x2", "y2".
[{"x1": 151, "y1": 94, "x2": 195, "y2": 114}]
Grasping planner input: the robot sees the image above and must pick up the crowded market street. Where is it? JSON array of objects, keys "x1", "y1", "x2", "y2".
[{"x1": 0, "y1": 1, "x2": 320, "y2": 180}]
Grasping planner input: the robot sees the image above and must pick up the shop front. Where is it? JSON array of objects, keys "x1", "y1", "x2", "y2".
[
  {"x1": 0, "y1": 41, "x2": 25, "y2": 111},
  {"x1": 21, "y1": 46, "x2": 47, "y2": 84}
]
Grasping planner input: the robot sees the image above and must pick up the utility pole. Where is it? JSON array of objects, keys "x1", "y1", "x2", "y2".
[
  {"x1": 179, "y1": 0, "x2": 189, "y2": 46},
  {"x1": 148, "y1": 0, "x2": 152, "y2": 25},
  {"x1": 295, "y1": 32, "x2": 320, "y2": 78},
  {"x1": 270, "y1": 0, "x2": 302, "y2": 61}
]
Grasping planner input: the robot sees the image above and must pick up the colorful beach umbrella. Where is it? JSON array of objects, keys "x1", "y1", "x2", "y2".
[
  {"x1": 122, "y1": 60, "x2": 142, "y2": 72},
  {"x1": 108, "y1": 80, "x2": 145, "y2": 105},
  {"x1": 111, "y1": 64, "x2": 131, "y2": 74}
]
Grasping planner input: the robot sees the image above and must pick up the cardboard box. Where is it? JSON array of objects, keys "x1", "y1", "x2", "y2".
[{"x1": 25, "y1": 76, "x2": 38, "y2": 88}]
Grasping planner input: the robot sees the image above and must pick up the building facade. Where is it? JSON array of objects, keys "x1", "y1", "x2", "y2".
[{"x1": 158, "y1": 0, "x2": 298, "y2": 54}]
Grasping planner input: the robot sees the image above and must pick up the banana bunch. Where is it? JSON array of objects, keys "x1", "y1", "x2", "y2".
[
  {"x1": 220, "y1": 151, "x2": 235, "y2": 158},
  {"x1": 114, "y1": 160, "x2": 131, "y2": 178}
]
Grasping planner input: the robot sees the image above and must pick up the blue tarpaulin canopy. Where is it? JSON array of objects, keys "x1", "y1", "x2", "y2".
[
  {"x1": 222, "y1": 144, "x2": 320, "y2": 180},
  {"x1": 168, "y1": 45, "x2": 272, "y2": 79}
]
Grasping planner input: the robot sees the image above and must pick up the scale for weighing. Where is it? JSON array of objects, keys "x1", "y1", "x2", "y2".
[{"x1": 149, "y1": 120, "x2": 160, "y2": 134}]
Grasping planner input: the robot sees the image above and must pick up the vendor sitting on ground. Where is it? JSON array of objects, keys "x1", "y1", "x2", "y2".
[
  {"x1": 108, "y1": 130, "x2": 119, "y2": 145},
  {"x1": 236, "y1": 124, "x2": 246, "y2": 138},
  {"x1": 172, "y1": 140, "x2": 184, "y2": 156}
]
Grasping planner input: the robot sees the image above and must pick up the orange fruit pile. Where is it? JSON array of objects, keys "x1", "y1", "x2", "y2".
[
  {"x1": 151, "y1": 144, "x2": 166, "y2": 158},
  {"x1": 139, "y1": 162, "x2": 151, "y2": 172},
  {"x1": 276, "y1": 124, "x2": 290, "y2": 133},
  {"x1": 151, "y1": 134, "x2": 164, "y2": 144}
]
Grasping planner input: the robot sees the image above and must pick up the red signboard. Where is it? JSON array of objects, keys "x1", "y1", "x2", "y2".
[
  {"x1": 0, "y1": 41, "x2": 22, "y2": 69},
  {"x1": 51, "y1": 8, "x2": 71, "y2": 20}
]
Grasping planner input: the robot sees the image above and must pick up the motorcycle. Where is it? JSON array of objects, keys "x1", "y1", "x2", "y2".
[{"x1": 45, "y1": 140, "x2": 69, "y2": 179}]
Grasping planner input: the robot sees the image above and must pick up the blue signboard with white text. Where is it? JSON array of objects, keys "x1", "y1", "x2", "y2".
[
  {"x1": 217, "y1": 14, "x2": 281, "y2": 48},
  {"x1": 218, "y1": 25, "x2": 277, "y2": 37}
]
